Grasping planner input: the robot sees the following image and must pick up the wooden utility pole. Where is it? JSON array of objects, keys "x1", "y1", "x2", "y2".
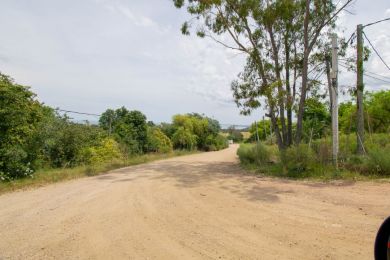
[
  {"x1": 330, "y1": 34, "x2": 339, "y2": 167},
  {"x1": 356, "y1": 24, "x2": 365, "y2": 154}
]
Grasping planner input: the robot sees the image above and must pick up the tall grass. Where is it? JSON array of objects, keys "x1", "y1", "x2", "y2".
[{"x1": 237, "y1": 133, "x2": 390, "y2": 180}]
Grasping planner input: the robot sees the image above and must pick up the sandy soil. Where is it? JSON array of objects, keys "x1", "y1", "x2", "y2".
[{"x1": 1, "y1": 144, "x2": 389, "y2": 259}]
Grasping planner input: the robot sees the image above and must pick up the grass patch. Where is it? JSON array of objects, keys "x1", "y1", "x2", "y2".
[
  {"x1": 237, "y1": 142, "x2": 390, "y2": 181},
  {"x1": 0, "y1": 150, "x2": 197, "y2": 194}
]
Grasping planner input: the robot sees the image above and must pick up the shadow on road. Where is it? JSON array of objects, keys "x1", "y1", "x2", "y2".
[{"x1": 109, "y1": 161, "x2": 295, "y2": 203}]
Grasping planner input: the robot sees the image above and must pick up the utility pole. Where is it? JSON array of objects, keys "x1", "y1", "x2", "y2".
[
  {"x1": 356, "y1": 24, "x2": 365, "y2": 155},
  {"x1": 330, "y1": 34, "x2": 339, "y2": 167}
]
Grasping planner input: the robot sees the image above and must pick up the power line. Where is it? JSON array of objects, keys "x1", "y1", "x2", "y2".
[
  {"x1": 339, "y1": 63, "x2": 390, "y2": 84},
  {"x1": 55, "y1": 108, "x2": 101, "y2": 117},
  {"x1": 363, "y1": 32, "x2": 390, "y2": 71},
  {"x1": 364, "y1": 70, "x2": 390, "y2": 82},
  {"x1": 364, "y1": 17, "x2": 390, "y2": 28},
  {"x1": 339, "y1": 61, "x2": 390, "y2": 81}
]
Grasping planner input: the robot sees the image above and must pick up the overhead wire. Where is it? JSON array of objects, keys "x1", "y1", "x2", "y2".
[
  {"x1": 363, "y1": 17, "x2": 390, "y2": 28},
  {"x1": 339, "y1": 63, "x2": 390, "y2": 84},
  {"x1": 55, "y1": 108, "x2": 101, "y2": 117},
  {"x1": 363, "y1": 32, "x2": 390, "y2": 71}
]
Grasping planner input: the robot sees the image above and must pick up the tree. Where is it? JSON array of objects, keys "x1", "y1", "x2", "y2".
[
  {"x1": 99, "y1": 107, "x2": 148, "y2": 154},
  {"x1": 147, "y1": 127, "x2": 173, "y2": 153},
  {"x1": 0, "y1": 73, "x2": 43, "y2": 180},
  {"x1": 172, "y1": 127, "x2": 197, "y2": 150},
  {"x1": 173, "y1": 0, "x2": 353, "y2": 150},
  {"x1": 302, "y1": 97, "x2": 331, "y2": 142},
  {"x1": 366, "y1": 91, "x2": 390, "y2": 133},
  {"x1": 249, "y1": 120, "x2": 272, "y2": 142},
  {"x1": 171, "y1": 113, "x2": 226, "y2": 151}
]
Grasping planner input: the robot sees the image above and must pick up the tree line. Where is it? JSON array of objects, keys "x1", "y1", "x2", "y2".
[{"x1": 0, "y1": 73, "x2": 228, "y2": 181}]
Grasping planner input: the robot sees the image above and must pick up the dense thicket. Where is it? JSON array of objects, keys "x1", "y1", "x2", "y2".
[{"x1": 0, "y1": 73, "x2": 228, "y2": 181}]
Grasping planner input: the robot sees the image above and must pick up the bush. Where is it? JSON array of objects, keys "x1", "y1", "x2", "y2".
[
  {"x1": 205, "y1": 134, "x2": 228, "y2": 151},
  {"x1": 280, "y1": 144, "x2": 316, "y2": 177},
  {"x1": 0, "y1": 74, "x2": 43, "y2": 180},
  {"x1": 147, "y1": 128, "x2": 173, "y2": 153},
  {"x1": 367, "y1": 147, "x2": 390, "y2": 176},
  {"x1": 237, "y1": 143, "x2": 270, "y2": 166},
  {"x1": 172, "y1": 127, "x2": 197, "y2": 150},
  {"x1": 78, "y1": 138, "x2": 122, "y2": 165}
]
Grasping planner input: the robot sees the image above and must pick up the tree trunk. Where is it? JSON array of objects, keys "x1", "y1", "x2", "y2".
[
  {"x1": 285, "y1": 36, "x2": 293, "y2": 147},
  {"x1": 268, "y1": 106, "x2": 284, "y2": 151},
  {"x1": 295, "y1": 0, "x2": 310, "y2": 145},
  {"x1": 268, "y1": 26, "x2": 287, "y2": 146},
  {"x1": 295, "y1": 53, "x2": 309, "y2": 144}
]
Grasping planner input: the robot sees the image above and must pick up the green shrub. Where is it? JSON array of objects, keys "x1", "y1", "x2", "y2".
[
  {"x1": 237, "y1": 143, "x2": 270, "y2": 166},
  {"x1": 172, "y1": 127, "x2": 197, "y2": 150},
  {"x1": 205, "y1": 134, "x2": 228, "y2": 151},
  {"x1": 280, "y1": 144, "x2": 316, "y2": 177},
  {"x1": 78, "y1": 138, "x2": 122, "y2": 165},
  {"x1": 147, "y1": 128, "x2": 173, "y2": 153},
  {"x1": 367, "y1": 147, "x2": 390, "y2": 176}
]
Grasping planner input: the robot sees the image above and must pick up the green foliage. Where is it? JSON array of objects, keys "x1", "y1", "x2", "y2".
[
  {"x1": 0, "y1": 74, "x2": 43, "y2": 180},
  {"x1": 339, "y1": 101, "x2": 356, "y2": 134},
  {"x1": 171, "y1": 113, "x2": 225, "y2": 151},
  {"x1": 172, "y1": 127, "x2": 197, "y2": 150},
  {"x1": 100, "y1": 107, "x2": 148, "y2": 154},
  {"x1": 248, "y1": 120, "x2": 271, "y2": 142},
  {"x1": 280, "y1": 144, "x2": 317, "y2": 177},
  {"x1": 78, "y1": 138, "x2": 122, "y2": 165},
  {"x1": 237, "y1": 143, "x2": 270, "y2": 166},
  {"x1": 205, "y1": 134, "x2": 228, "y2": 151},
  {"x1": 366, "y1": 90, "x2": 390, "y2": 133},
  {"x1": 339, "y1": 90, "x2": 390, "y2": 134},
  {"x1": 147, "y1": 127, "x2": 173, "y2": 153},
  {"x1": 159, "y1": 122, "x2": 176, "y2": 139},
  {"x1": 302, "y1": 97, "x2": 330, "y2": 141},
  {"x1": 366, "y1": 147, "x2": 390, "y2": 176},
  {"x1": 36, "y1": 114, "x2": 105, "y2": 168}
]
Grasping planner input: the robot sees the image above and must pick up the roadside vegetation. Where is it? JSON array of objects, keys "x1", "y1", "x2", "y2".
[
  {"x1": 173, "y1": 1, "x2": 390, "y2": 181},
  {"x1": 0, "y1": 73, "x2": 228, "y2": 191},
  {"x1": 238, "y1": 91, "x2": 390, "y2": 180}
]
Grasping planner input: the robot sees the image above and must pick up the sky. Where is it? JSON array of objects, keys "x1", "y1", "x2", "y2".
[{"x1": 0, "y1": 0, "x2": 389, "y2": 126}]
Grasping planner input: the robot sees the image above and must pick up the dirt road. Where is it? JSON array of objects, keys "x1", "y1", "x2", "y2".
[{"x1": 1, "y1": 144, "x2": 389, "y2": 259}]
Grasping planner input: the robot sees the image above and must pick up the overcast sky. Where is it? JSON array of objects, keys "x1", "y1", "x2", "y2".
[{"x1": 0, "y1": 0, "x2": 389, "y2": 126}]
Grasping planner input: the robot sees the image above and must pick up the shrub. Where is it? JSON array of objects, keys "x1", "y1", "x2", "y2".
[
  {"x1": 237, "y1": 143, "x2": 270, "y2": 166},
  {"x1": 280, "y1": 144, "x2": 316, "y2": 177},
  {"x1": 205, "y1": 134, "x2": 228, "y2": 151},
  {"x1": 147, "y1": 128, "x2": 173, "y2": 153},
  {"x1": 78, "y1": 138, "x2": 122, "y2": 165},
  {"x1": 367, "y1": 147, "x2": 390, "y2": 176},
  {"x1": 172, "y1": 127, "x2": 197, "y2": 150}
]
